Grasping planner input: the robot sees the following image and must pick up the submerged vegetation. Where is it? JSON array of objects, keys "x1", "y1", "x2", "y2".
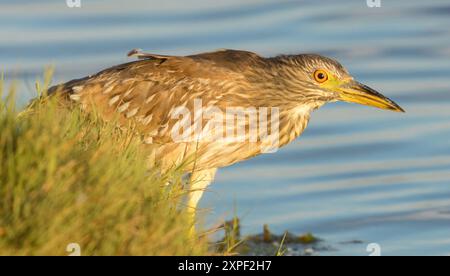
[
  {"x1": 0, "y1": 75, "x2": 209, "y2": 255},
  {"x1": 218, "y1": 218, "x2": 321, "y2": 256}
]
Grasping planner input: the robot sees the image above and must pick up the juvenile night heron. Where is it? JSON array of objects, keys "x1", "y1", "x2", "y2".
[{"x1": 51, "y1": 49, "x2": 404, "y2": 226}]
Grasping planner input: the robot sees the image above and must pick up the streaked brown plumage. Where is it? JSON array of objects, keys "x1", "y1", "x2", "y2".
[{"x1": 50, "y1": 49, "x2": 404, "y2": 221}]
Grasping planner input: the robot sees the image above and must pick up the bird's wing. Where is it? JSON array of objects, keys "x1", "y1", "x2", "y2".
[
  {"x1": 188, "y1": 49, "x2": 265, "y2": 71},
  {"x1": 53, "y1": 50, "x2": 260, "y2": 144}
]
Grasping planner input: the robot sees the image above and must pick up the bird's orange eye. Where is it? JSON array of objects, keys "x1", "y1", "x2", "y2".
[{"x1": 313, "y1": 70, "x2": 328, "y2": 83}]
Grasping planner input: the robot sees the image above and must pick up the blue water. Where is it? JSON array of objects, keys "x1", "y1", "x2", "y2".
[{"x1": 2, "y1": 0, "x2": 450, "y2": 255}]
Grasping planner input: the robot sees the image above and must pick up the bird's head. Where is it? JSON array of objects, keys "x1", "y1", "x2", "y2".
[{"x1": 274, "y1": 54, "x2": 404, "y2": 112}]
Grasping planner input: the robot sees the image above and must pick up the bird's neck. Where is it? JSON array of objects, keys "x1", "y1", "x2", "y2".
[{"x1": 277, "y1": 103, "x2": 322, "y2": 148}]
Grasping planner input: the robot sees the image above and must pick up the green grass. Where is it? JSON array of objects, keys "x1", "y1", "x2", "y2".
[{"x1": 0, "y1": 75, "x2": 209, "y2": 255}]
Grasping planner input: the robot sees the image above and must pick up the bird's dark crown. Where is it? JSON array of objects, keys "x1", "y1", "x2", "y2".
[{"x1": 271, "y1": 54, "x2": 351, "y2": 80}]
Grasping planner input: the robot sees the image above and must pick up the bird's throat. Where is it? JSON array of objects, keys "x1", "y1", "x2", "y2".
[{"x1": 277, "y1": 105, "x2": 315, "y2": 148}]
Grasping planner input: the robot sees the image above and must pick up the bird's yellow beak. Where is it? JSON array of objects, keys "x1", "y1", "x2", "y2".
[{"x1": 336, "y1": 80, "x2": 405, "y2": 112}]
